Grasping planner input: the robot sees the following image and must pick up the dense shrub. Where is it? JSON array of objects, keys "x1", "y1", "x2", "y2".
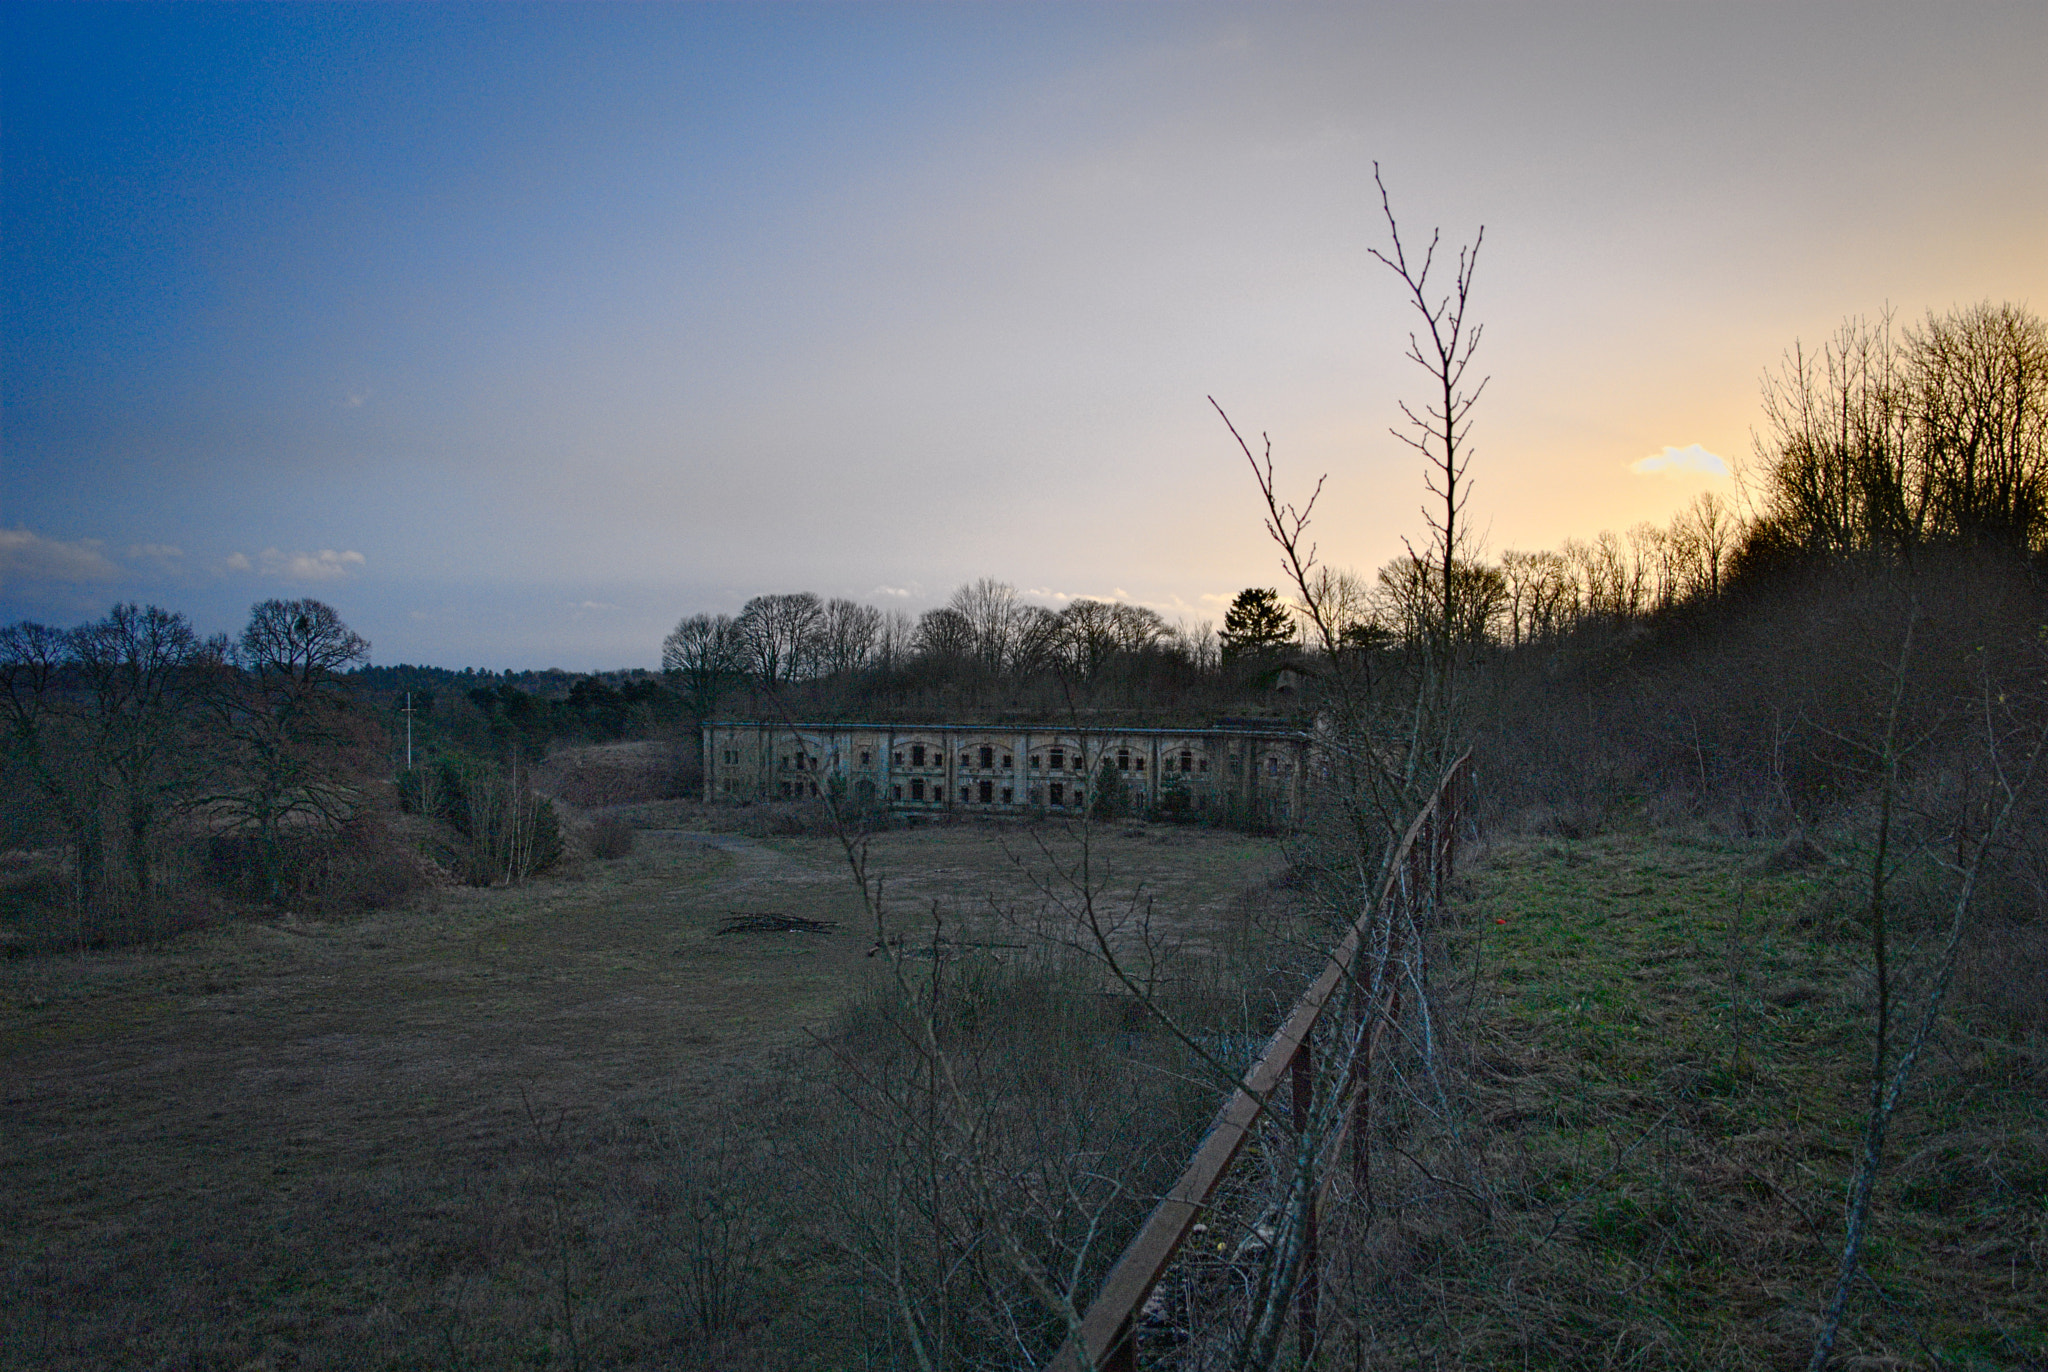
[{"x1": 400, "y1": 753, "x2": 562, "y2": 884}]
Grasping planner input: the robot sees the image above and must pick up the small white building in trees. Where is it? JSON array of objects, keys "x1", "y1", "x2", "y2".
[{"x1": 701, "y1": 721, "x2": 1311, "y2": 824}]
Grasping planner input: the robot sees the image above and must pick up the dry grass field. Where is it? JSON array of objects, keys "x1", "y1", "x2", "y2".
[
  {"x1": 0, "y1": 815, "x2": 1284, "y2": 1369},
  {"x1": 6, "y1": 809, "x2": 2042, "y2": 1369}
]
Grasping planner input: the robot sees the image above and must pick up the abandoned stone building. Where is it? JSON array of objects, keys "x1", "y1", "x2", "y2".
[{"x1": 701, "y1": 721, "x2": 1312, "y2": 821}]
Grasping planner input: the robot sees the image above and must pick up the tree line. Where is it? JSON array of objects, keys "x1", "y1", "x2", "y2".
[
  {"x1": 1, "y1": 599, "x2": 383, "y2": 942},
  {"x1": 1276, "y1": 301, "x2": 2048, "y2": 661},
  {"x1": 661, "y1": 578, "x2": 1233, "y2": 719}
]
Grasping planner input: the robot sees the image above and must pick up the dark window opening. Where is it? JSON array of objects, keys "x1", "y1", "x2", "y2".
[
  {"x1": 1117, "y1": 749, "x2": 1130, "y2": 771},
  {"x1": 1001, "y1": 786, "x2": 1012, "y2": 804},
  {"x1": 1002, "y1": 754, "x2": 1012, "y2": 768},
  {"x1": 1050, "y1": 783, "x2": 1064, "y2": 806},
  {"x1": 978, "y1": 780, "x2": 993, "y2": 804},
  {"x1": 959, "y1": 785, "x2": 970, "y2": 803},
  {"x1": 893, "y1": 784, "x2": 902, "y2": 800},
  {"x1": 911, "y1": 778, "x2": 925, "y2": 801},
  {"x1": 979, "y1": 746, "x2": 993, "y2": 768},
  {"x1": 1050, "y1": 749, "x2": 1064, "y2": 770},
  {"x1": 860, "y1": 750, "x2": 871, "y2": 766},
  {"x1": 911, "y1": 744, "x2": 926, "y2": 767}
]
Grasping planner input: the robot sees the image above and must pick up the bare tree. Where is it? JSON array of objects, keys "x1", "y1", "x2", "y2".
[
  {"x1": 1756, "y1": 311, "x2": 1922, "y2": 558},
  {"x1": 1370, "y1": 161, "x2": 1488, "y2": 775},
  {"x1": 735, "y1": 593, "x2": 824, "y2": 687},
  {"x1": 874, "y1": 607, "x2": 918, "y2": 673},
  {"x1": 660, "y1": 612, "x2": 742, "y2": 718},
  {"x1": 946, "y1": 577, "x2": 1024, "y2": 676},
  {"x1": 210, "y1": 599, "x2": 372, "y2": 903},
  {"x1": 1107, "y1": 602, "x2": 1169, "y2": 656},
  {"x1": 903, "y1": 606, "x2": 964, "y2": 665},
  {"x1": 1672, "y1": 491, "x2": 1739, "y2": 599},
  {"x1": 818, "y1": 598, "x2": 883, "y2": 678},
  {"x1": 1, "y1": 620, "x2": 107, "y2": 918},
  {"x1": 1805, "y1": 609, "x2": 2048, "y2": 1369},
  {"x1": 68, "y1": 604, "x2": 215, "y2": 928},
  {"x1": 1054, "y1": 600, "x2": 1121, "y2": 679},
  {"x1": 1913, "y1": 301, "x2": 2048, "y2": 550}
]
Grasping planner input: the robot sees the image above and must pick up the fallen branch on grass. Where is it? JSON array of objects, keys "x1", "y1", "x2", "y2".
[{"x1": 718, "y1": 914, "x2": 838, "y2": 935}]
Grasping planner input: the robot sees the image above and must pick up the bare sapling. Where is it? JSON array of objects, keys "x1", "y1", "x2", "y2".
[
  {"x1": 1806, "y1": 621, "x2": 2048, "y2": 1368},
  {"x1": 1368, "y1": 161, "x2": 1488, "y2": 786}
]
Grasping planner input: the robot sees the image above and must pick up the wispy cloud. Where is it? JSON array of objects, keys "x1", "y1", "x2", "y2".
[
  {"x1": 0, "y1": 528, "x2": 121, "y2": 586},
  {"x1": 1631, "y1": 444, "x2": 1730, "y2": 477},
  {"x1": 1024, "y1": 586, "x2": 1139, "y2": 607},
  {"x1": 237, "y1": 548, "x2": 368, "y2": 582}
]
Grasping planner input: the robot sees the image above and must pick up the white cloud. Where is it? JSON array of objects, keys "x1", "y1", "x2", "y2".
[
  {"x1": 1631, "y1": 444, "x2": 1730, "y2": 477},
  {"x1": 125, "y1": 542, "x2": 183, "y2": 560},
  {"x1": 0, "y1": 528, "x2": 121, "y2": 586},
  {"x1": 256, "y1": 548, "x2": 367, "y2": 582},
  {"x1": 224, "y1": 552, "x2": 253, "y2": 572},
  {"x1": 1024, "y1": 586, "x2": 1145, "y2": 607},
  {"x1": 871, "y1": 584, "x2": 916, "y2": 598}
]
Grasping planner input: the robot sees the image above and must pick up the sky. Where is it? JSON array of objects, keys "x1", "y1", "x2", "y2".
[{"x1": 4, "y1": 2, "x2": 2044, "y2": 671}]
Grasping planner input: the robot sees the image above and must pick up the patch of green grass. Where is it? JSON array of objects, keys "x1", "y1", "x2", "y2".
[{"x1": 1411, "y1": 829, "x2": 2048, "y2": 1369}]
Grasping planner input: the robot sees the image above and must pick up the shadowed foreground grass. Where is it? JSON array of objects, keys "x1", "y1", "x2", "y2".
[
  {"x1": 1348, "y1": 829, "x2": 2047, "y2": 1370},
  {"x1": 0, "y1": 818, "x2": 1283, "y2": 1370}
]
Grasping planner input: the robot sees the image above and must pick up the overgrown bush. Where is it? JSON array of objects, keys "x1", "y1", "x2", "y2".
[
  {"x1": 399, "y1": 752, "x2": 562, "y2": 884},
  {"x1": 207, "y1": 815, "x2": 427, "y2": 915}
]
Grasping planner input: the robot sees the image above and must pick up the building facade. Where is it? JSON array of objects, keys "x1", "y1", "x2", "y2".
[{"x1": 702, "y1": 721, "x2": 1311, "y2": 823}]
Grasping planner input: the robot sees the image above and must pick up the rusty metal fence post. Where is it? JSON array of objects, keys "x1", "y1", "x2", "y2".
[
  {"x1": 1045, "y1": 753, "x2": 1470, "y2": 1372},
  {"x1": 1291, "y1": 1041, "x2": 1318, "y2": 1363}
]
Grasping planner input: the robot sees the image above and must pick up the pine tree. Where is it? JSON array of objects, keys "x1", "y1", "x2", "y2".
[{"x1": 1219, "y1": 588, "x2": 1295, "y2": 662}]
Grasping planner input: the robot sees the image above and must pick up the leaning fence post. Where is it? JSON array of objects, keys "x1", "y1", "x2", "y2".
[
  {"x1": 1291, "y1": 1040, "x2": 1318, "y2": 1363},
  {"x1": 1104, "y1": 1314, "x2": 1136, "y2": 1372},
  {"x1": 1348, "y1": 970, "x2": 1372, "y2": 1201},
  {"x1": 1041, "y1": 754, "x2": 1468, "y2": 1372}
]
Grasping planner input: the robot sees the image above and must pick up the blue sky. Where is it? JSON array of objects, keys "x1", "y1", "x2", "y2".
[{"x1": 5, "y1": 2, "x2": 2044, "y2": 669}]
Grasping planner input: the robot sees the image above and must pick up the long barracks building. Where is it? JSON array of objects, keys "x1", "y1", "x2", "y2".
[{"x1": 701, "y1": 721, "x2": 1312, "y2": 822}]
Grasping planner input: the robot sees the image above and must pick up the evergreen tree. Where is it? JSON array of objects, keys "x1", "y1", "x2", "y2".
[{"x1": 1219, "y1": 588, "x2": 1295, "y2": 661}]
